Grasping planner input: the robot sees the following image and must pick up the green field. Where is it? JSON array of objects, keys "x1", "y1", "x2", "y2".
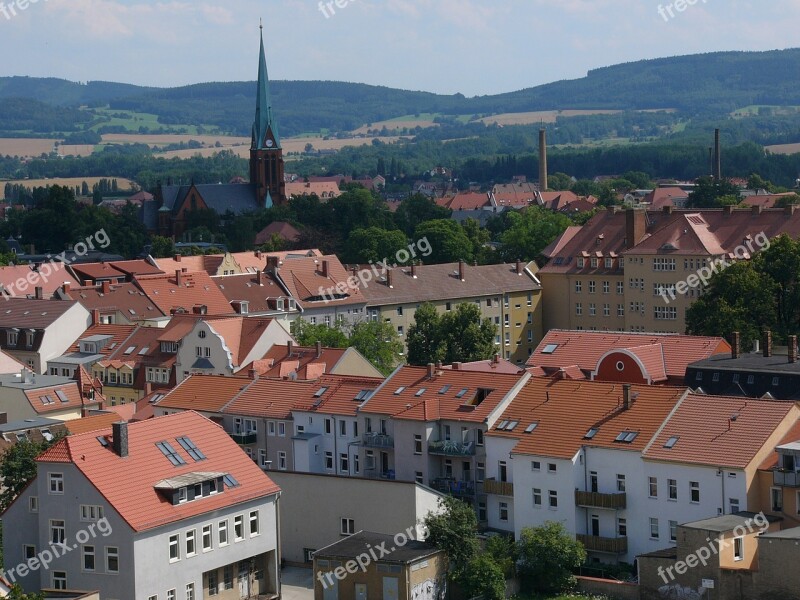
[
  {"x1": 87, "y1": 107, "x2": 222, "y2": 134},
  {"x1": 732, "y1": 105, "x2": 800, "y2": 118}
]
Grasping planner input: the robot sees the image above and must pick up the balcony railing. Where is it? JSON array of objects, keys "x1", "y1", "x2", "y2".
[
  {"x1": 432, "y1": 478, "x2": 476, "y2": 497},
  {"x1": 773, "y1": 468, "x2": 800, "y2": 487},
  {"x1": 483, "y1": 478, "x2": 514, "y2": 497},
  {"x1": 361, "y1": 432, "x2": 394, "y2": 448},
  {"x1": 577, "y1": 534, "x2": 628, "y2": 554},
  {"x1": 428, "y1": 440, "x2": 475, "y2": 456},
  {"x1": 575, "y1": 490, "x2": 627, "y2": 510},
  {"x1": 229, "y1": 432, "x2": 257, "y2": 445}
]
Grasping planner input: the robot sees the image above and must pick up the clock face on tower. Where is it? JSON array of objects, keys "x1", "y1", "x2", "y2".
[{"x1": 266, "y1": 139, "x2": 274, "y2": 148}]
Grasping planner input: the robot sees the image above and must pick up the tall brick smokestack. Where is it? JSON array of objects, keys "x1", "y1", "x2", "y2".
[
  {"x1": 539, "y1": 129, "x2": 548, "y2": 192},
  {"x1": 713, "y1": 129, "x2": 722, "y2": 180}
]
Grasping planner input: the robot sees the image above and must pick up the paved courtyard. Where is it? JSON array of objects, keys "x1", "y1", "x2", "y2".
[{"x1": 281, "y1": 566, "x2": 314, "y2": 600}]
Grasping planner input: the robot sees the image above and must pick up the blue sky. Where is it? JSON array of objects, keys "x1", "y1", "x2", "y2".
[{"x1": 1, "y1": 0, "x2": 797, "y2": 96}]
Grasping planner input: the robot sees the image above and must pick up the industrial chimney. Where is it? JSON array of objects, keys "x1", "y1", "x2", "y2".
[
  {"x1": 539, "y1": 129, "x2": 548, "y2": 191},
  {"x1": 713, "y1": 129, "x2": 722, "y2": 180}
]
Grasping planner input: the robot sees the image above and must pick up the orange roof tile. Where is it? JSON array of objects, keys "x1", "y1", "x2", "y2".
[
  {"x1": 248, "y1": 344, "x2": 349, "y2": 380},
  {"x1": 37, "y1": 411, "x2": 280, "y2": 531},
  {"x1": 441, "y1": 358, "x2": 523, "y2": 375},
  {"x1": 0, "y1": 265, "x2": 80, "y2": 298},
  {"x1": 134, "y1": 271, "x2": 232, "y2": 316},
  {"x1": 270, "y1": 255, "x2": 363, "y2": 309},
  {"x1": 292, "y1": 374, "x2": 384, "y2": 417},
  {"x1": 222, "y1": 378, "x2": 317, "y2": 419},
  {"x1": 66, "y1": 413, "x2": 123, "y2": 435},
  {"x1": 24, "y1": 382, "x2": 95, "y2": 415},
  {"x1": 67, "y1": 282, "x2": 166, "y2": 321},
  {"x1": 644, "y1": 394, "x2": 797, "y2": 469},
  {"x1": 156, "y1": 375, "x2": 254, "y2": 412},
  {"x1": 66, "y1": 324, "x2": 137, "y2": 355}
]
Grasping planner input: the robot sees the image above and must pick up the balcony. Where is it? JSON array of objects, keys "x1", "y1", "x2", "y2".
[
  {"x1": 577, "y1": 534, "x2": 628, "y2": 555},
  {"x1": 773, "y1": 468, "x2": 800, "y2": 487},
  {"x1": 483, "y1": 478, "x2": 514, "y2": 497},
  {"x1": 428, "y1": 440, "x2": 475, "y2": 456},
  {"x1": 229, "y1": 432, "x2": 257, "y2": 445},
  {"x1": 575, "y1": 490, "x2": 627, "y2": 510},
  {"x1": 432, "y1": 478, "x2": 476, "y2": 498},
  {"x1": 361, "y1": 432, "x2": 394, "y2": 448}
]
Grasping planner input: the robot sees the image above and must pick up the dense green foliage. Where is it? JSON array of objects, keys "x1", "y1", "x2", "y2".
[
  {"x1": 0, "y1": 437, "x2": 57, "y2": 512},
  {"x1": 423, "y1": 496, "x2": 480, "y2": 577},
  {"x1": 406, "y1": 303, "x2": 496, "y2": 365},
  {"x1": 517, "y1": 523, "x2": 587, "y2": 594}
]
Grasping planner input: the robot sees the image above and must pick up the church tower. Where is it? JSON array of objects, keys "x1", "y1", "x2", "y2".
[{"x1": 250, "y1": 24, "x2": 286, "y2": 207}]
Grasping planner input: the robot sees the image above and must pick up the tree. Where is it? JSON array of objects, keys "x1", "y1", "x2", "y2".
[
  {"x1": 484, "y1": 533, "x2": 517, "y2": 579},
  {"x1": 349, "y1": 321, "x2": 403, "y2": 375},
  {"x1": 291, "y1": 318, "x2": 349, "y2": 348},
  {"x1": 0, "y1": 439, "x2": 54, "y2": 511},
  {"x1": 150, "y1": 235, "x2": 175, "y2": 258},
  {"x1": 406, "y1": 303, "x2": 445, "y2": 366},
  {"x1": 460, "y1": 554, "x2": 505, "y2": 600},
  {"x1": 517, "y1": 522, "x2": 586, "y2": 594},
  {"x1": 499, "y1": 206, "x2": 572, "y2": 262},
  {"x1": 461, "y1": 218, "x2": 495, "y2": 265},
  {"x1": 413, "y1": 220, "x2": 473, "y2": 264},
  {"x1": 547, "y1": 172, "x2": 573, "y2": 191},
  {"x1": 394, "y1": 195, "x2": 451, "y2": 237},
  {"x1": 343, "y1": 227, "x2": 408, "y2": 265},
  {"x1": 423, "y1": 496, "x2": 479, "y2": 577},
  {"x1": 6, "y1": 585, "x2": 44, "y2": 600},
  {"x1": 439, "y1": 303, "x2": 496, "y2": 364},
  {"x1": 688, "y1": 176, "x2": 742, "y2": 208}
]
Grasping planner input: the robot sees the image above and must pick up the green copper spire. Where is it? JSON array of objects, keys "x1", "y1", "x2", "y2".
[{"x1": 252, "y1": 22, "x2": 280, "y2": 150}]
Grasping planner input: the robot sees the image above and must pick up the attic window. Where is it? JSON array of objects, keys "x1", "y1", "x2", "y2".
[
  {"x1": 314, "y1": 387, "x2": 328, "y2": 398},
  {"x1": 138, "y1": 347, "x2": 149, "y2": 355},
  {"x1": 223, "y1": 474, "x2": 240, "y2": 488},
  {"x1": 664, "y1": 436, "x2": 679, "y2": 449},
  {"x1": 415, "y1": 388, "x2": 426, "y2": 397},
  {"x1": 505, "y1": 420, "x2": 519, "y2": 431},
  {"x1": 438, "y1": 385, "x2": 451, "y2": 394},
  {"x1": 393, "y1": 387, "x2": 406, "y2": 395},
  {"x1": 123, "y1": 346, "x2": 135, "y2": 355},
  {"x1": 584, "y1": 428, "x2": 598, "y2": 440},
  {"x1": 471, "y1": 388, "x2": 493, "y2": 405},
  {"x1": 455, "y1": 388, "x2": 469, "y2": 399},
  {"x1": 542, "y1": 344, "x2": 558, "y2": 354},
  {"x1": 354, "y1": 390, "x2": 372, "y2": 401},
  {"x1": 96, "y1": 436, "x2": 108, "y2": 447},
  {"x1": 497, "y1": 420, "x2": 509, "y2": 430},
  {"x1": 176, "y1": 436, "x2": 206, "y2": 461},
  {"x1": 524, "y1": 422, "x2": 538, "y2": 433},
  {"x1": 156, "y1": 441, "x2": 186, "y2": 466},
  {"x1": 55, "y1": 390, "x2": 69, "y2": 403},
  {"x1": 614, "y1": 430, "x2": 639, "y2": 444},
  {"x1": 39, "y1": 395, "x2": 54, "y2": 405}
]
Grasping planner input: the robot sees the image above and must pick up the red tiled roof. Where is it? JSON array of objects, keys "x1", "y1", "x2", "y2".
[
  {"x1": 213, "y1": 273, "x2": 287, "y2": 314},
  {"x1": 66, "y1": 324, "x2": 137, "y2": 355},
  {"x1": 528, "y1": 330, "x2": 730, "y2": 380},
  {"x1": 271, "y1": 255, "x2": 363, "y2": 309},
  {"x1": 67, "y1": 282, "x2": 166, "y2": 321},
  {"x1": 24, "y1": 382, "x2": 96, "y2": 415},
  {"x1": 292, "y1": 374, "x2": 384, "y2": 417},
  {"x1": 156, "y1": 375, "x2": 253, "y2": 412},
  {"x1": 255, "y1": 221, "x2": 301, "y2": 245},
  {"x1": 223, "y1": 378, "x2": 317, "y2": 419},
  {"x1": 361, "y1": 366, "x2": 526, "y2": 423},
  {"x1": 447, "y1": 193, "x2": 490, "y2": 211},
  {"x1": 70, "y1": 262, "x2": 127, "y2": 282},
  {"x1": 230, "y1": 249, "x2": 322, "y2": 274},
  {"x1": 247, "y1": 344, "x2": 348, "y2": 380},
  {"x1": 441, "y1": 358, "x2": 523, "y2": 374},
  {"x1": 644, "y1": 394, "x2": 797, "y2": 469},
  {"x1": 37, "y1": 411, "x2": 280, "y2": 531},
  {"x1": 488, "y1": 378, "x2": 686, "y2": 459},
  {"x1": 134, "y1": 271, "x2": 232, "y2": 316},
  {"x1": 757, "y1": 419, "x2": 800, "y2": 470},
  {"x1": 66, "y1": 413, "x2": 123, "y2": 435},
  {"x1": 109, "y1": 260, "x2": 165, "y2": 277},
  {"x1": 645, "y1": 187, "x2": 689, "y2": 210},
  {"x1": 0, "y1": 265, "x2": 79, "y2": 298}
]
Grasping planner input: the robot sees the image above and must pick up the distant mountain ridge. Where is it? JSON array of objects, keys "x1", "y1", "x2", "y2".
[{"x1": 3, "y1": 48, "x2": 800, "y2": 137}]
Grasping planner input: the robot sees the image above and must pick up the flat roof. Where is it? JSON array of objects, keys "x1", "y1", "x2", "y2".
[
  {"x1": 761, "y1": 526, "x2": 800, "y2": 540},
  {"x1": 314, "y1": 531, "x2": 440, "y2": 564},
  {"x1": 0, "y1": 416, "x2": 62, "y2": 432},
  {"x1": 682, "y1": 512, "x2": 781, "y2": 532},
  {"x1": 0, "y1": 373, "x2": 75, "y2": 389}
]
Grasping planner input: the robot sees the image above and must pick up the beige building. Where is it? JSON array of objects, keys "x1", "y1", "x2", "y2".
[
  {"x1": 540, "y1": 206, "x2": 800, "y2": 334},
  {"x1": 360, "y1": 261, "x2": 542, "y2": 364}
]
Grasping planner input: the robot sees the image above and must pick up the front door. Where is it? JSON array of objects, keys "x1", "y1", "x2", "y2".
[
  {"x1": 238, "y1": 561, "x2": 250, "y2": 599},
  {"x1": 355, "y1": 583, "x2": 367, "y2": 600},
  {"x1": 382, "y1": 576, "x2": 399, "y2": 600},
  {"x1": 381, "y1": 451, "x2": 389, "y2": 474},
  {"x1": 323, "y1": 576, "x2": 338, "y2": 600},
  {"x1": 591, "y1": 515, "x2": 600, "y2": 537}
]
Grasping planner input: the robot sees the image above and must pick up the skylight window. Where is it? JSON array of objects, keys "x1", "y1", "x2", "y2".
[
  {"x1": 615, "y1": 430, "x2": 639, "y2": 443},
  {"x1": 223, "y1": 474, "x2": 240, "y2": 488},
  {"x1": 393, "y1": 387, "x2": 406, "y2": 395},
  {"x1": 584, "y1": 428, "x2": 598, "y2": 440},
  {"x1": 664, "y1": 436, "x2": 679, "y2": 449},
  {"x1": 506, "y1": 420, "x2": 519, "y2": 431},
  {"x1": 438, "y1": 385, "x2": 451, "y2": 394},
  {"x1": 55, "y1": 389, "x2": 69, "y2": 403},
  {"x1": 524, "y1": 422, "x2": 538, "y2": 433},
  {"x1": 176, "y1": 436, "x2": 206, "y2": 461},
  {"x1": 354, "y1": 390, "x2": 372, "y2": 401},
  {"x1": 156, "y1": 441, "x2": 186, "y2": 466},
  {"x1": 123, "y1": 346, "x2": 136, "y2": 355},
  {"x1": 497, "y1": 420, "x2": 509, "y2": 430},
  {"x1": 542, "y1": 344, "x2": 558, "y2": 354},
  {"x1": 138, "y1": 347, "x2": 149, "y2": 355},
  {"x1": 314, "y1": 387, "x2": 328, "y2": 398},
  {"x1": 455, "y1": 388, "x2": 469, "y2": 398},
  {"x1": 415, "y1": 388, "x2": 426, "y2": 397},
  {"x1": 96, "y1": 436, "x2": 108, "y2": 447},
  {"x1": 39, "y1": 395, "x2": 53, "y2": 405}
]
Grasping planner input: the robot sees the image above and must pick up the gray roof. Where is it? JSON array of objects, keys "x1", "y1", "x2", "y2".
[
  {"x1": 0, "y1": 372, "x2": 76, "y2": 390},
  {"x1": 160, "y1": 184, "x2": 262, "y2": 216},
  {"x1": 0, "y1": 416, "x2": 62, "y2": 433},
  {"x1": 49, "y1": 353, "x2": 105, "y2": 365},
  {"x1": 689, "y1": 352, "x2": 800, "y2": 374},
  {"x1": 761, "y1": 526, "x2": 800, "y2": 540},
  {"x1": 681, "y1": 512, "x2": 781, "y2": 532},
  {"x1": 0, "y1": 298, "x2": 77, "y2": 329},
  {"x1": 314, "y1": 531, "x2": 440, "y2": 564}
]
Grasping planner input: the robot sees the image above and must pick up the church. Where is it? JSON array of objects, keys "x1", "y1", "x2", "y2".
[{"x1": 142, "y1": 27, "x2": 287, "y2": 238}]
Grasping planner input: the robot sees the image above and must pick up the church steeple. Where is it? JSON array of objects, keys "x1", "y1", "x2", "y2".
[
  {"x1": 250, "y1": 22, "x2": 286, "y2": 207},
  {"x1": 252, "y1": 21, "x2": 280, "y2": 150}
]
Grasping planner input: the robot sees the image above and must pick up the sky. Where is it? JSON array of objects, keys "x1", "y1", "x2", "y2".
[{"x1": 1, "y1": 0, "x2": 799, "y2": 97}]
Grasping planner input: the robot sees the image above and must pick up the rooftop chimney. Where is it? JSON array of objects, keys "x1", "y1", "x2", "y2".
[
  {"x1": 192, "y1": 305, "x2": 207, "y2": 315},
  {"x1": 174, "y1": 254, "x2": 181, "y2": 262},
  {"x1": 321, "y1": 260, "x2": 329, "y2": 278},
  {"x1": 516, "y1": 259, "x2": 523, "y2": 275},
  {"x1": 538, "y1": 128, "x2": 548, "y2": 191},
  {"x1": 625, "y1": 209, "x2": 647, "y2": 250},
  {"x1": 411, "y1": 263, "x2": 417, "y2": 278},
  {"x1": 255, "y1": 250, "x2": 262, "y2": 259},
  {"x1": 427, "y1": 363, "x2": 435, "y2": 378},
  {"x1": 175, "y1": 269, "x2": 182, "y2": 287},
  {"x1": 458, "y1": 260, "x2": 465, "y2": 282},
  {"x1": 752, "y1": 205, "x2": 763, "y2": 216},
  {"x1": 316, "y1": 340, "x2": 322, "y2": 358},
  {"x1": 731, "y1": 331, "x2": 741, "y2": 359},
  {"x1": 622, "y1": 384, "x2": 632, "y2": 410},
  {"x1": 267, "y1": 256, "x2": 279, "y2": 271},
  {"x1": 663, "y1": 205, "x2": 673, "y2": 214},
  {"x1": 713, "y1": 129, "x2": 722, "y2": 180},
  {"x1": 91, "y1": 309, "x2": 100, "y2": 325},
  {"x1": 452, "y1": 362, "x2": 462, "y2": 371},
  {"x1": 763, "y1": 329, "x2": 773, "y2": 358},
  {"x1": 492, "y1": 353, "x2": 500, "y2": 364},
  {"x1": 386, "y1": 269, "x2": 393, "y2": 288},
  {"x1": 112, "y1": 421, "x2": 128, "y2": 458},
  {"x1": 723, "y1": 204, "x2": 735, "y2": 215},
  {"x1": 34, "y1": 286, "x2": 43, "y2": 300},
  {"x1": 786, "y1": 204, "x2": 798, "y2": 216},
  {"x1": 101, "y1": 280, "x2": 110, "y2": 294},
  {"x1": 287, "y1": 340, "x2": 293, "y2": 356},
  {"x1": 248, "y1": 368, "x2": 257, "y2": 379},
  {"x1": 62, "y1": 282, "x2": 71, "y2": 294},
  {"x1": 789, "y1": 335, "x2": 798, "y2": 364}
]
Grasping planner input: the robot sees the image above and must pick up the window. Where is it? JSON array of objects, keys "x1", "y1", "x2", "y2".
[
  {"x1": 324, "y1": 419, "x2": 332, "y2": 434},
  {"x1": 82, "y1": 545, "x2": 95, "y2": 571},
  {"x1": 202, "y1": 525, "x2": 212, "y2": 551},
  {"x1": 24, "y1": 545, "x2": 36, "y2": 560},
  {"x1": 499, "y1": 502, "x2": 508, "y2": 521},
  {"x1": 208, "y1": 570, "x2": 218, "y2": 596},
  {"x1": 325, "y1": 452, "x2": 334, "y2": 470},
  {"x1": 648, "y1": 477, "x2": 658, "y2": 498},
  {"x1": 249, "y1": 511, "x2": 260, "y2": 536},
  {"x1": 668, "y1": 478, "x2": 677, "y2": 500},
  {"x1": 617, "y1": 474, "x2": 626, "y2": 492},
  {"x1": 690, "y1": 481, "x2": 700, "y2": 503},
  {"x1": 29, "y1": 496, "x2": 38, "y2": 512},
  {"x1": 156, "y1": 441, "x2": 186, "y2": 466},
  {"x1": 218, "y1": 520, "x2": 228, "y2": 546},
  {"x1": 548, "y1": 463, "x2": 556, "y2": 474},
  {"x1": 168, "y1": 590, "x2": 176, "y2": 600},
  {"x1": 50, "y1": 519, "x2": 65, "y2": 545},
  {"x1": 186, "y1": 583, "x2": 195, "y2": 600},
  {"x1": 617, "y1": 281, "x2": 624, "y2": 294},
  {"x1": 340, "y1": 453, "x2": 349, "y2": 472},
  {"x1": 670, "y1": 521, "x2": 678, "y2": 542},
  {"x1": 575, "y1": 302, "x2": 582, "y2": 316},
  {"x1": 278, "y1": 451, "x2": 287, "y2": 470},
  {"x1": 772, "y1": 487, "x2": 783, "y2": 512},
  {"x1": 186, "y1": 530, "x2": 196, "y2": 557},
  {"x1": 531, "y1": 461, "x2": 541, "y2": 471},
  {"x1": 339, "y1": 420, "x2": 347, "y2": 437},
  {"x1": 224, "y1": 566, "x2": 233, "y2": 590},
  {"x1": 341, "y1": 518, "x2": 355, "y2": 535},
  {"x1": 52, "y1": 572, "x2": 67, "y2": 591},
  {"x1": 532, "y1": 488, "x2": 542, "y2": 507},
  {"x1": 268, "y1": 421, "x2": 275, "y2": 436},
  {"x1": 234, "y1": 515, "x2": 244, "y2": 541},
  {"x1": 618, "y1": 518, "x2": 627, "y2": 537},
  {"x1": 415, "y1": 471, "x2": 423, "y2": 484},
  {"x1": 548, "y1": 490, "x2": 558, "y2": 508},
  {"x1": 80, "y1": 504, "x2": 103, "y2": 521},
  {"x1": 278, "y1": 422, "x2": 286, "y2": 437},
  {"x1": 106, "y1": 547, "x2": 119, "y2": 573},
  {"x1": 650, "y1": 517, "x2": 659, "y2": 539},
  {"x1": 575, "y1": 281, "x2": 582, "y2": 293},
  {"x1": 169, "y1": 534, "x2": 180, "y2": 561},
  {"x1": 48, "y1": 473, "x2": 64, "y2": 494},
  {"x1": 730, "y1": 498, "x2": 740, "y2": 514},
  {"x1": 603, "y1": 281, "x2": 610, "y2": 294},
  {"x1": 733, "y1": 537, "x2": 744, "y2": 561},
  {"x1": 414, "y1": 434, "x2": 422, "y2": 454},
  {"x1": 589, "y1": 280, "x2": 596, "y2": 294},
  {"x1": 654, "y1": 306, "x2": 678, "y2": 320},
  {"x1": 176, "y1": 436, "x2": 206, "y2": 461}
]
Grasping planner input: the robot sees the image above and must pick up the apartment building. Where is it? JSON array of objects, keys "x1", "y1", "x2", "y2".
[
  {"x1": 248, "y1": 342, "x2": 383, "y2": 379},
  {"x1": 359, "y1": 260, "x2": 542, "y2": 364},
  {"x1": 0, "y1": 368, "x2": 103, "y2": 422},
  {"x1": 356, "y1": 365, "x2": 529, "y2": 520},
  {"x1": 540, "y1": 206, "x2": 800, "y2": 334},
  {"x1": 59, "y1": 280, "x2": 167, "y2": 325},
  {"x1": 2, "y1": 412, "x2": 281, "y2": 599},
  {"x1": 49, "y1": 323, "x2": 137, "y2": 379}
]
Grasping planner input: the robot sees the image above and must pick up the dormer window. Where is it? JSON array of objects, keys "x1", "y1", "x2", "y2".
[
  {"x1": 26, "y1": 330, "x2": 35, "y2": 347},
  {"x1": 160, "y1": 341, "x2": 179, "y2": 354},
  {"x1": 7, "y1": 330, "x2": 18, "y2": 346},
  {"x1": 605, "y1": 258, "x2": 613, "y2": 268},
  {"x1": 591, "y1": 258, "x2": 598, "y2": 268},
  {"x1": 156, "y1": 473, "x2": 227, "y2": 505},
  {"x1": 577, "y1": 258, "x2": 585, "y2": 268}
]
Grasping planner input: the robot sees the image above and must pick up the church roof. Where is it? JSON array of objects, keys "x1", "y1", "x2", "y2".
[{"x1": 252, "y1": 28, "x2": 280, "y2": 150}]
